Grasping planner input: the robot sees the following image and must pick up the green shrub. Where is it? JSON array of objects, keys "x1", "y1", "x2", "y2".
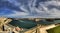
[{"x1": 47, "y1": 26, "x2": 60, "y2": 33}]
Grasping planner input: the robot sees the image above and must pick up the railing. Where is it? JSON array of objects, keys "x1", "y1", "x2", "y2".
[
  {"x1": 7, "y1": 24, "x2": 15, "y2": 28},
  {"x1": 0, "y1": 31, "x2": 9, "y2": 33}
]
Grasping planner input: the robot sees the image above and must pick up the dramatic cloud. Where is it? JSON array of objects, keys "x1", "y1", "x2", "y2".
[
  {"x1": 37, "y1": 0, "x2": 60, "y2": 17},
  {"x1": 0, "y1": 0, "x2": 60, "y2": 18},
  {"x1": 7, "y1": 11, "x2": 29, "y2": 16}
]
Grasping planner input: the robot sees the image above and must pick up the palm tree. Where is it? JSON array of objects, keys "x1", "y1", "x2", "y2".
[{"x1": 0, "y1": 17, "x2": 12, "y2": 31}]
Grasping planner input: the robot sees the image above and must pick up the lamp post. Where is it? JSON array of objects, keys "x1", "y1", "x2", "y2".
[{"x1": 35, "y1": 18, "x2": 42, "y2": 33}]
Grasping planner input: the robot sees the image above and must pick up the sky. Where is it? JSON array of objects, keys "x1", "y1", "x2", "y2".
[{"x1": 0, "y1": 0, "x2": 60, "y2": 18}]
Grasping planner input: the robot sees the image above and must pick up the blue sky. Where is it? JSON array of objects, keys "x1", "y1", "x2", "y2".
[{"x1": 0, "y1": 0, "x2": 60, "y2": 18}]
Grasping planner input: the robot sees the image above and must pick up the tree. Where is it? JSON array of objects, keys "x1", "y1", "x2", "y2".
[{"x1": 0, "y1": 17, "x2": 12, "y2": 31}]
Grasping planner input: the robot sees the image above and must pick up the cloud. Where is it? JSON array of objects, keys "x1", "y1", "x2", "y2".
[
  {"x1": 7, "y1": 11, "x2": 29, "y2": 17},
  {"x1": 34, "y1": 0, "x2": 60, "y2": 17},
  {"x1": 1, "y1": 0, "x2": 60, "y2": 18}
]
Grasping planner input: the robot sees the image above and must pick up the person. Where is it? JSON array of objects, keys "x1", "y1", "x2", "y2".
[
  {"x1": 12, "y1": 32, "x2": 15, "y2": 33},
  {"x1": 13, "y1": 27, "x2": 19, "y2": 33},
  {"x1": 15, "y1": 26, "x2": 23, "y2": 32},
  {"x1": 2, "y1": 25, "x2": 5, "y2": 31}
]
